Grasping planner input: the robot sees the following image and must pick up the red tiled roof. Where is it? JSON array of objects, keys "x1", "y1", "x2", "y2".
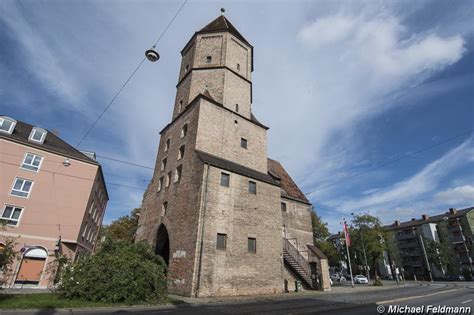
[{"x1": 267, "y1": 158, "x2": 310, "y2": 204}]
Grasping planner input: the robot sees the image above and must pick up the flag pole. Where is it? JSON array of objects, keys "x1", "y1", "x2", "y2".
[{"x1": 343, "y1": 218, "x2": 354, "y2": 288}]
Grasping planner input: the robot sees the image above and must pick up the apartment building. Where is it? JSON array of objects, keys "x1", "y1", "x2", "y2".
[{"x1": 0, "y1": 116, "x2": 108, "y2": 288}]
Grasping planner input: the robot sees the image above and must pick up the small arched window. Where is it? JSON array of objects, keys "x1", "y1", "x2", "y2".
[
  {"x1": 164, "y1": 138, "x2": 170, "y2": 152},
  {"x1": 181, "y1": 124, "x2": 188, "y2": 138}
]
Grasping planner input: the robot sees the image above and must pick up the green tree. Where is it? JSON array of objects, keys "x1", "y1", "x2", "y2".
[
  {"x1": 56, "y1": 239, "x2": 166, "y2": 303},
  {"x1": 425, "y1": 238, "x2": 450, "y2": 276},
  {"x1": 311, "y1": 209, "x2": 330, "y2": 243},
  {"x1": 350, "y1": 213, "x2": 387, "y2": 277},
  {"x1": 102, "y1": 208, "x2": 140, "y2": 244},
  {"x1": 311, "y1": 210, "x2": 341, "y2": 266},
  {"x1": 0, "y1": 221, "x2": 18, "y2": 287}
]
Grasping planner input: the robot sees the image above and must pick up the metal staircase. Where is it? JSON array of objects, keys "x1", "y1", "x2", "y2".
[{"x1": 283, "y1": 238, "x2": 316, "y2": 289}]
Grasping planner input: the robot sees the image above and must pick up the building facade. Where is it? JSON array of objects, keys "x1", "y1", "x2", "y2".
[
  {"x1": 135, "y1": 15, "x2": 330, "y2": 297},
  {"x1": 385, "y1": 207, "x2": 474, "y2": 280},
  {"x1": 0, "y1": 116, "x2": 108, "y2": 288}
]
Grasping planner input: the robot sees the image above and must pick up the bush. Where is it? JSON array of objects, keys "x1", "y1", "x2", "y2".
[
  {"x1": 373, "y1": 279, "x2": 383, "y2": 286},
  {"x1": 56, "y1": 239, "x2": 167, "y2": 304}
]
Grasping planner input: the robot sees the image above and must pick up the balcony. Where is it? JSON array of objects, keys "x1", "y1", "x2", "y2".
[
  {"x1": 396, "y1": 230, "x2": 417, "y2": 241},
  {"x1": 450, "y1": 234, "x2": 466, "y2": 244}
]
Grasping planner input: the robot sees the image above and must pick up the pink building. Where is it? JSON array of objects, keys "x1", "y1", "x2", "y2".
[{"x1": 0, "y1": 116, "x2": 108, "y2": 288}]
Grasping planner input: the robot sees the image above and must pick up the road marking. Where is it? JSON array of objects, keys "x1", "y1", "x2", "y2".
[
  {"x1": 461, "y1": 299, "x2": 472, "y2": 304},
  {"x1": 376, "y1": 288, "x2": 461, "y2": 304}
]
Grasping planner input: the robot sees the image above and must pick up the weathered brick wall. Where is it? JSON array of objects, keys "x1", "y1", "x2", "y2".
[
  {"x1": 282, "y1": 198, "x2": 314, "y2": 250},
  {"x1": 223, "y1": 71, "x2": 251, "y2": 118},
  {"x1": 195, "y1": 164, "x2": 284, "y2": 297},
  {"x1": 195, "y1": 34, "x2": 225, "y2": 67},
  {"x1": 136, "y1": 103, "x2": 205, "y2": 296},
  {"x1": 226, "y1": 35, "x2": 251, "y2": 80},
  {"x1": 195, "y1": 99, "x2": 268, "y2": 173}
]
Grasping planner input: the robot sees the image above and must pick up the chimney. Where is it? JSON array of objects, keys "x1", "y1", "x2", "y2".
[
  {"x1": 395, "y1": 220, "x2": 400, "y2": 226},
  {"x1": 449, "y1": 208, "x2": 457, "y2": 215},
  {"x1": 422, "y1": 214, "x2": 429, "y2": 221}
]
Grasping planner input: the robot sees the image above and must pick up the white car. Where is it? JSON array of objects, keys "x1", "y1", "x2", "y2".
[{"x1": 354, "y1": 275, "x2": 369, "y2": 284}]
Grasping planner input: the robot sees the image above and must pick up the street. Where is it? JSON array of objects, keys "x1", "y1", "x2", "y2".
[{"x1": 2, "y1": 282, "x2": 473, "y2": 315}]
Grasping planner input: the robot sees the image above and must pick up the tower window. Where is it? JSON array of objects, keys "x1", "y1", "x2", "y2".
[
  {"x1": 185, "y1": 64, "x2": 189, "y2": 72},
  {"x1": 237, "y1": 63, "x2": 240, "y2": 71},
  {"x1": 166, "y1": 172, "x2": 172, "y2": 187},
  {"x1": 178, "y1": 145, "x2": 185, "y2": 160},
  {"x1": 220, "y1": 172, "x2": 230, "y2": 187},
  {"x1": 249, "y1": 181, "x2": 257, "y2": 195},
  {"x1": 206, "y1": 56, "x2": 212, "y2": 63},
  {"x1": 281, "y1": 202, "x2": 287, "y2": 212},
  {"x1": 181, "y1": 124, "x2": 188, "y2": 138},
  {"x1": 234, "y1": 120, "x2": 238, "y2": 126},
  {"x1": 240, "y1": 138, "x2": 247, "y2": 149},
  {"x1": 248, "y1": 237, "x2": 257, "y2": 253},
  {"x1": 161, "y1": 158, "x2": 167, "y2": 171},
  {"x1": 161, "y1": 202, "x2": 168, "y2": 216},
  {"x1": 179, "y1": 100, "x2": 183, "y2": 113},
  {"x1": 235, "y1": 104, "x2": 239, "y2": 112},
  {"x1": 174, "y1": 165, "x2": 182, "y2": 183},
  {"x1": 164, "y1": 138, "x2": 170, "y2": 152},
  {"x1": 216, "y1": 233, "x2": 227, "y2": 250}
]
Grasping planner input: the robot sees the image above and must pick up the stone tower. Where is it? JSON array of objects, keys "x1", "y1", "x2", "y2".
[{"x1": 136, "y1": 14, "x2": 331, "y2": 297}]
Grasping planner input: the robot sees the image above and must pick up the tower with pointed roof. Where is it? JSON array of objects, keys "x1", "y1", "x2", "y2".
[{"x1": 136, "y1": 14, "x2": 330, "y2": 297}]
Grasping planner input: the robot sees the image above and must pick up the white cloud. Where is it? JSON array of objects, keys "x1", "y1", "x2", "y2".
[
  {"x1": 264, "y1": 9, "x2": 465, "y2": 188},
  {"x1": 330, "y1": 137, "x2": 473, "y2": 211},
  {"x1": 435, "y1": 185, "x2": 474, "y2": 205}
]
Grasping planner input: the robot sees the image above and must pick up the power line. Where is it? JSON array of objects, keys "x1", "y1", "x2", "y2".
[
  {"x1": 303, "y1": 129, "x2": 474, "y2": 196},
  {"x1": 75, "y1": 0, "x2": 188, "y2": 148}
]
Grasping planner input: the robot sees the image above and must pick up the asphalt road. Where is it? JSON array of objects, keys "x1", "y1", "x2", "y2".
[{"x1": 2, "y1": 283, "x2": 473, "y2": 315}]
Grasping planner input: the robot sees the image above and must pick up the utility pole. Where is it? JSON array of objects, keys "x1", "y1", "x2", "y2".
[
  {"x1": 360, "y1": 226, "x2": 370, "y2": 282},
  {"x1": 419, "y1": 235, "x2": 433, "y2": 282}
]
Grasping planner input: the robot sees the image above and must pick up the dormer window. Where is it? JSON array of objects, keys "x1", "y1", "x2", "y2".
[
  {"x1": 0, "y1": 116, "x2": 16, "y2": 134},
  {"x1": 29, "y1": 127, "x2": 47, "y2": 144}
]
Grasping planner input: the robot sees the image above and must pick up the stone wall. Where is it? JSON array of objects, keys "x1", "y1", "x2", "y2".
[
  {"x1": 195, "y1": 164, "x2": 284, "y2": 297},
  {"x1": 136, "y1": 102, "x2": 205, "y2": 296},
  {"x1": 195, "y1": 99, "x2": 268, "y2": 173}
]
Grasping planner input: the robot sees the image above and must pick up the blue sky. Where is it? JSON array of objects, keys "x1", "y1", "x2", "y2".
[{"x1": 1, "y1": 0, "x2": 473, "y2": 232}]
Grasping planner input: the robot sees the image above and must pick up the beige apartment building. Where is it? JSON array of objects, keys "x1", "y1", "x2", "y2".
[
  {"x1": 136, "y1": 15, "x2": 330, "y2": 297},
  {"x1": 0, "y1": 116, "x2": 108, "y2": 288}
]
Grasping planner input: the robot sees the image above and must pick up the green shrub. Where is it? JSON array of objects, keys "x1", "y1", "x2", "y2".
[
  {"x1": 56, "y1": 239, "x2": 167, "y2": 304},
  {"x1": 373, "y1": 279, "x2": 383, "y2": 286}
]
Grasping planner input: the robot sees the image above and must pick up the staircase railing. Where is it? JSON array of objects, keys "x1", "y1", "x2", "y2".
[{"x1": 283, "y1": 238, "x2": 311, "y2": 277}]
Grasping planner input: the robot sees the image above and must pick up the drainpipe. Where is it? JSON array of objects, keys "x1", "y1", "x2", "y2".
[{"x1": 195, "y1": 163, "x2": 210, "y2": 297}]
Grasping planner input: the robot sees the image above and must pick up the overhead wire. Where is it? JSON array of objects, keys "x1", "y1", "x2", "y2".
[{"x1": 75, "y1": 0, "x2": 188, "y2": 148}]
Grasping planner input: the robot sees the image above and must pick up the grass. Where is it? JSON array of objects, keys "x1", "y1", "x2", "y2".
[{"x1": 0, "y1": 293, "x2": 173, "y2": 310}]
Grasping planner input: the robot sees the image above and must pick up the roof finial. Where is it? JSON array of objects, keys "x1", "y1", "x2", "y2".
[{"x1": 220, "y1": 8, "x2": 225, "y2": 15}]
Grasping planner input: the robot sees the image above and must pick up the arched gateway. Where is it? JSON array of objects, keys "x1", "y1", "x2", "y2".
[{"x1": 155, "y1": 224, "x2": 170, "y2": 265}]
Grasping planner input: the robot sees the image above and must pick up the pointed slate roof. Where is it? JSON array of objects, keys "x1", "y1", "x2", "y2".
[{"x1": 197, "y1": 15, "x2": 252, "y2": 47}]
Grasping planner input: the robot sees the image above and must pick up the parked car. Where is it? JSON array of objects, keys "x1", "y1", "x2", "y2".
[
  {"x1": 330, "y1": 274, "x2": 345, "y2": 283},
  {"x1": 354, "y1": 275, "x2": 369, "y2": 284},
  {"x1": 447, "y1": 275, "x2": 465, "y2": 281}
]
